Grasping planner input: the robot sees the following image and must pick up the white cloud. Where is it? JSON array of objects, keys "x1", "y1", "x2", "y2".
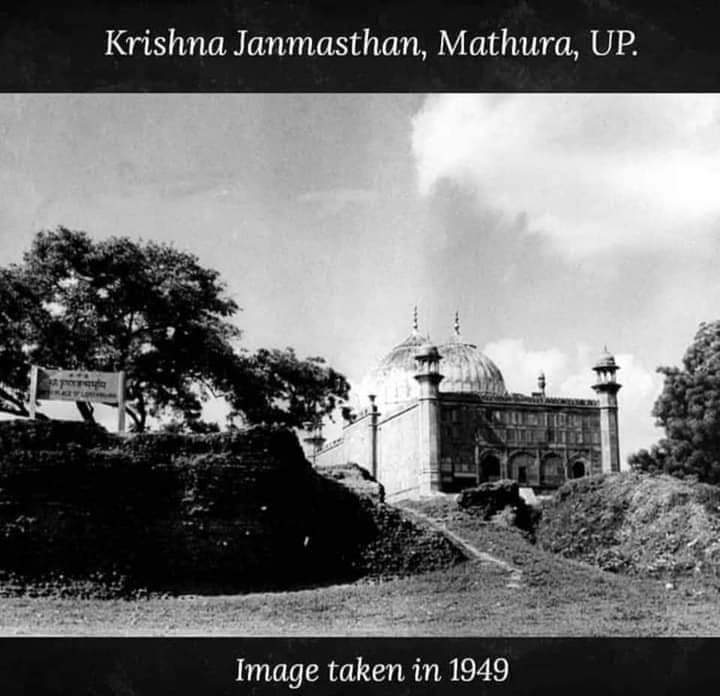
[
  {"x1": 484, "y1": 338, "x2": 568, "y2": 394},
  {"x1": 412, "y1": 95, "x2": 720, "y2": 257},
  {"x1": 483, "y1": 338, "x2": 663, "y2": 466}
]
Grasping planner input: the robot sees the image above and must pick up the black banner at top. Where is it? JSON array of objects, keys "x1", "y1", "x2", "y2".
[{"x1": 3, "y1": 0, "x2": 720, "y2": 91}]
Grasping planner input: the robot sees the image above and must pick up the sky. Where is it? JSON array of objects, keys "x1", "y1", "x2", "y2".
[{"x1": 2, "y1": 93, "x2": 720, "y2": 462}]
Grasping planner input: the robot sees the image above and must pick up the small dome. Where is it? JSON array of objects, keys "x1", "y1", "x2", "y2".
[
  {"x1": 416, "y1": 342, "x2": 441, "y2": 361},
  {"x1": 594, "y1": 346, "x2": 618, "y2": 370}
]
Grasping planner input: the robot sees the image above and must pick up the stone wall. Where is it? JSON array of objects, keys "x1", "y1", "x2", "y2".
[
  {"x1": 340, "y1": 413, "x2": 373, "y2": 471},
  {"x1": 376, "y1": 403, "x2": 419, "y2": 499},
  {"x1": 316, "y1": 413, "x2": 373, "y2": 471}
]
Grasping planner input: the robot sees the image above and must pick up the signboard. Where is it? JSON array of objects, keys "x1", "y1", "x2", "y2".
[
  {"x1": 29, "y1": 366, "x2": 127, "y2": 432},
  {"x1": 36, "y1": 369, "x2": 121, "y2": 403}
]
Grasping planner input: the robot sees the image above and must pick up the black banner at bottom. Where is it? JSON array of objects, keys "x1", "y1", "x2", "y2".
[{"x1": 0, "y1": 638, "x2": 716, "y2": 695}]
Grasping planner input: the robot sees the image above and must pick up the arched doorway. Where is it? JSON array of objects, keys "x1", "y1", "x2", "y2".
[
  {"x1": 478, "y1": 453, "x2": 501, "y2": 483},
  {"x1": 571, "y1": 460, "x2": 586, "y2": 479},
  {"x1": 509, "y1": 452, "x2": 535, "y2": 485},
  {"x1": 540, "y1": 454, "x2": 564, "y2": 487}
]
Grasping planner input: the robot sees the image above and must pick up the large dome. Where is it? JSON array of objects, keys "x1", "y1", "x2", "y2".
[
  {"x1": 436, "y1": 337, "x2": 507, "y2": 396},
  {"x1": 364, "y1": 331, "x2": 429, "y2": 406},
  {"x1": 363, "y1": 325, "x2": 507, "y2": 409}
]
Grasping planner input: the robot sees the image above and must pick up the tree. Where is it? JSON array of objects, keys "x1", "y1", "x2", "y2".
[
  {"x1": 0, "y1": 227, "x2": 349, "y2": 431},
  {"x1": 629, "y1": 321, "x2": 720, "y2": 484},
  {"x1": 0, "y1": 267, "x2": 45, "y2": 418},
  {"x1": 227, "y1": 348, "x2": 350, "y2": 429}
]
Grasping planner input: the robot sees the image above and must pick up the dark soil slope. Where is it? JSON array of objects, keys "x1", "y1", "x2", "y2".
[
  {"x1": 320, "y1": 464, "x2": 464, "y2": 577},
  {"x1": 538, "y1": 472, "x2": 720, "y2": 587}
]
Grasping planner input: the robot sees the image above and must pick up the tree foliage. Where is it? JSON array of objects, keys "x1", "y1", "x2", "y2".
[
  {"x1": 0, "y1": 228, "x2": 349, "y2": 431},
  {"x1": 226, "y1": 348, "x2": 350, "y2": 430},
  {"x1": 0, "y1": 267, "x2": 43, "y2": 417},
  {"x1": 629, "y1": 321, "x2": 720, "y2": 484}
]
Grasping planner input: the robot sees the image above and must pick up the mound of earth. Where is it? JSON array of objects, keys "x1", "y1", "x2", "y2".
[
  {"x1": 456, "y1": 479, "x2": 538, "y2": 534},
  {"x1": 538, "y1": 472, "x2": 720, "y2": 587},
  {"x1": 318, "y1": 463, "x2": 385, "y2": 503},
  {"x1": 318, "y1": 464, "x2": 465, "y2": 578}
]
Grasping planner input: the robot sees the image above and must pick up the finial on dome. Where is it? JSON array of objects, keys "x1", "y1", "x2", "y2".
[
  {"x1": 412, "y1": 305, "x2": 419, "y2": 335},
  {"x1": 454, "y1": 310, "x2": 460, "y2": 338}
]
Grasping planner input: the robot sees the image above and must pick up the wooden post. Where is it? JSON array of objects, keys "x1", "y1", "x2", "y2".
[
  {"x1": 28, "y1": 365, "x2": 38, "y2": 419},
  {"x1": 117, "y1": 370, "x2": 126, "y2": 433}
]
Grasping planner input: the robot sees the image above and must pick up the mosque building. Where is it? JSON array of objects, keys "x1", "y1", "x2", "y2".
[{"x1": 314, "y1": 310, "x2": 621, "y2": 500}]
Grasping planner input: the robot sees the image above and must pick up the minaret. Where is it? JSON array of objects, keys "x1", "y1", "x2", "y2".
[
  {"x1": 414, "y1": 342, "x2": 443, "y2": 495},
  {"x1": 591, "y1": 347, "x2": 621, "y2": 473},
  {"x1": 367, "y1": 393, "x2": 379, "y2": 478}
]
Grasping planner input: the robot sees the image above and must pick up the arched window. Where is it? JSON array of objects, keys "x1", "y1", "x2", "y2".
[
  {"x1": 571, "y1": 460, "x2": 586, "y2": 479},
  {"x1": 540, "y1": 454, "x2": 564, "y2": 487}
]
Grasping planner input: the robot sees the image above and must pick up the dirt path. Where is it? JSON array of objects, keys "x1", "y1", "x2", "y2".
[{"x1": 394, "y1": 502, "x2": 524, "y2": 588}]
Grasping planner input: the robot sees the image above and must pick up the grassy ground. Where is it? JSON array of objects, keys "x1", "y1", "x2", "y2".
[{"x1": 2, "y1": 496, "x2": 720, "y2": 635}]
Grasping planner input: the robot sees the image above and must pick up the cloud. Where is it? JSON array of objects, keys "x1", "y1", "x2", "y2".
[
  {"x1": 297, "y1": 188, "x2": 378, "y2": 217},
  {"x1": 483, "y1": 338, "x2": 663, "y2": 466},
  {"x1": 411, "y1": 95, "x2": 720, "y2": 258},
  {"x1": 484, "y1": 338, "x2": 568, "y2": 394}
]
